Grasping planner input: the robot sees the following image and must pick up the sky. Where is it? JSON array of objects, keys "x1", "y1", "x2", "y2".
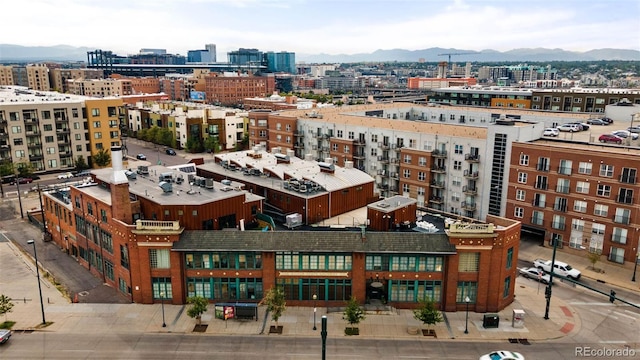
[{"x1": 2, "y1": 0, "x2": 639, "y2": 57}]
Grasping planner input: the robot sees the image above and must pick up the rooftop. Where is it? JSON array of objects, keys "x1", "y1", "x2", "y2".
[
  {"x1": 0, "y1": 86, "x2": 88, "y2": 105},
  {"x1": 523, "y1": 138, "x2": 640, "y2": 156}
]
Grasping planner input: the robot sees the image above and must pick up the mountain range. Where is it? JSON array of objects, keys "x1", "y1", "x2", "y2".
[{"x1": 1, "y1": 44, "x2": 639, "y2": 63}]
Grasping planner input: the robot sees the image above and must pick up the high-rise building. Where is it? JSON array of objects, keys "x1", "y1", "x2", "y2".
[
  {"x1": 205, "y1": 44, "x2": 217, "y2": 62},
  {"x1": 228, "y1": 48, "x2": 263, "y2": 66},
  {"x1": 263, "y1": 51, "x2": 296, "y2": 74}
]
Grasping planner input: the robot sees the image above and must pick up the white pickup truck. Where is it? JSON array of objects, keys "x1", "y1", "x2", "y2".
[
  {"x1": 0, "y1": 329, "x2": 11, "y2": 344},
  {"x1": 533, "y1": 259, "x2": 581, "y2": 279}
]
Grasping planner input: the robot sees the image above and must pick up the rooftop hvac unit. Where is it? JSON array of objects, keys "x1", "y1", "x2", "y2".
[
  {"x1": 205, "y1": 178, "x2": 214, "y2": 189},
  {"x1": 176, "y1": 175, "x2": 184, "y2": 184},
  {"x1": 196, "y1": 177, "x2": 206, "y2": 187},
  {"x1": 221, "y1": 179, "x2": 232, "y2": 186},
  {"x1": 159, "y1": 181, "x2": 173, "y2": 193},
  {"x1": 188, "y1": 174, "x2": 195, "y2": 184}
]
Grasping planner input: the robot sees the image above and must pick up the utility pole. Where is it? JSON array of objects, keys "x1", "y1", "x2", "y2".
[{"x1": 544, "y1": 236, "x2": 559, "y2": 320}]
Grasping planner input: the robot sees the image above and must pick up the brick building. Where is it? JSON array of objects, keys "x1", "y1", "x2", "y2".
[{"x1": 204, "y1": 75, "x2": 275, "y2": 106}]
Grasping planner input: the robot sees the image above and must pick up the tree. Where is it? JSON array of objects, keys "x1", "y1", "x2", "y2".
[
  {"x1": 93, "y1": 148, "x2": 111, "y2": 167},
  {"x1": 186, "y1": 296, "x2": 208, "y2": 325},
  {"x1": 204, "y1": 136, "x2": 220, "y2": 154},
  {"x1": 342, "y1": 296, "x2": 365, "y2": 333},
  {"x1": 0, "y1": 294, "x2": 14, "y2": 322},
  {"x1": 587, "y1": 252, "x2": 601, "y2": 272},
  {"x1": 75, "y1": 155, "x2": 89, "y2": 171},
  {"x1": 185, "y1": 137, "x2": 204, "y2": 153},
  {"x1": 15, "y1": 161, "x2": 34, "y2": 178},
  {"x1": 260, "y1": 286, "x2": 286, "y2": 328},
  {"x1": 413, "y1": 296, "x2": 443, "y2": 334}
]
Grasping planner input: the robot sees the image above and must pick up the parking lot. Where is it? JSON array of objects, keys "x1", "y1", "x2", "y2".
[{"x1": 549, "y1": 117, "x2": 640, "y2": 147}]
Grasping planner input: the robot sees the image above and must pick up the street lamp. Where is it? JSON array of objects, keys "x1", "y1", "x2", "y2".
[
  {"x1": 27, "y1": 239, "x2": 46, "y2": 325},
  {"x1": 632, "y1": 251, "x2": 639, "y2": 282},
  {"x1": 464, "y1": 296, "x2": 470, "y2": 334},
  {"x1": 160, "y1": 291, "x2": 166, "y2": 327},
  {"x1": 312, "y1": 294, "x2": 317, "y2": 331}
]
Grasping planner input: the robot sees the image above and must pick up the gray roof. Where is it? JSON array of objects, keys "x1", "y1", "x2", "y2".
[{"x1": 173, "y1": 230, "x2": 457, "y2": 254}]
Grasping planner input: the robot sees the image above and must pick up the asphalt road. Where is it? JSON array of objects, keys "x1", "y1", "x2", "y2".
[{"x1": 0, "y1": 332, "x2": 611, "y2": 360}]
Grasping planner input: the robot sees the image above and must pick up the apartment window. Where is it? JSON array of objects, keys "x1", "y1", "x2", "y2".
[
  {"x1": 348, "y1": 131, "x2": 354, "y2": 140},
  {"x1": 11, "y1": 126, "x2": 21, "y2": 134},
  {"x1": 537, "y1": 157, "x2": 550, "y2": 172},
  {"x1": 573, "y1": 200, "x2": 587, "y2": 213},
  {"x1": 91, "y1": 108, "x2": 100, "y2": 116},
  {"x1": 336, "y1": 130, "x2": 342, "y2": 138},
  {"x1": 593, "y1": 204, "x2": 608, "y2": 217},
  {"x1": 417, "y1": 187, "x2": 425, "y2": 196},
  {"x1": 418, "y1": 172, "x2": 426, "y2": 181},
  {"x1": 454, "y1": 144, "x2": 463, "y2": 154},
  {"x1": 578, "y1": 162, "x2": 592, "y2": 174},
  {"x1": 554, "y1": 197, "x2": 568, "y2": 212},
  {"x1": 452, "y1": 177, "x2": 461, "y2": 187},
  {"x1": 343, "y1": 145, "x2": 350, "y2": 154},
  {"x1": 453, "y1": 160, "x2": 462, "y2": 170},
  {"x1": 404, "y1": 154, "x2": 412, "y2": 163},
  {"x1": 611, "y1": 227, "x2": 628, "y2": 244},
  {"x1": 370, "y1": 148, "x2": 377, "y2": 156},
  {"x1": 150, "y1": 249, "x2": 170, "y2": 269},
  {"x1": 533, "y1": 193, "x2": 546, "y2": 207},
  {"x1": 599, "y1": 164, "x2": 614, "y2": 177},
  {"x1": 556, "y1": 178, "x2": 570, "y2": 194},
  {"x1": 456, "y1": 282, "x2": 477, "y2": 303},
  {"x1": 614, "y1": 208, "x2": 631, "y2": 224},
  {"x1": 609, "y1": 247, "x2": 625, "y2": 264},
  {"x1": 48, "y1": 159, "x2": 57, "y2": 168},
  {"x1": 572, "y1": 219, "x2": 585, "y2": 231},
  {"x1": 46, "y1": 147, "x2": 55, "y2": 154},
  {"x1": 371, "y1": 134, "x2": 378, "y2": 143},
  {"x1": 514, "y1": 207, "x2": 523, "y2": 218},
  {"x1": 551, "y1": 214, "x2": 566, "y2": 230},
  {"x1": 558, "y1": 159, "x2": 572, "y2": 175},
  {"x1": 531, "y1": 210, "x2": 544, "y2": 226},
  {"x1": 596, "y1": 184, "x2": 611, "y2": 197},
  {"x1": 43, "y1": 124, "x2": 53, "y2": 131},
  {"x1": 576, "y1": 181, "x2": 590, "y2": 194},
  {"x1": 620, "y1": 168, "x2": 637, "y2": 184},
  {"x1": 534, "y1": 175, "x2": 547, "y2": 190},
  {"x1": 517, "y1": 172, "x2": 527, "y2": 184},
  {"x1": 617, "y1": 188, "x2": 634, "y2": 204},
  {"x1": 519, "y1": 154, "x2": 529, "y2": 166},
  {"x1": 592, "y1": 223, "x2": 605, "y2": 235},
  {"x1": 503, "y1": 276, "x2": 511, "y2": 298},
  {"x1": 402, "y1": 183, "x2": 410, "y2": 193},
  {"x1": 458, "y1": 253, "x2": 479, "y2": 272},
  {"x1": 515, "y1": 189, "x2": 525, "y2": 201},
  {"x1": 418, "y1": 157, "x2": 427, "y2": 166},
  {"x1": 451, "y1": 192, "x2": 460, "y2": 202}
]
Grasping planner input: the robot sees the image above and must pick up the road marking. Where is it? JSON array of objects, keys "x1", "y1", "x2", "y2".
[
  {"x1": 599, "y1": 340, "x2": 627, "y2": 344},
  {"x1": 613, "y1": 311, "x2": 638, "y2": 320},
  {"x1": 624, "y1": 310, "x2": 640, "y2": 318},
  {"x1": 570, "y1": 302, "x2": 614, "y2": 306},
  {"x1": 589, "y1": 309, "x2": 617, "y2": 320}
]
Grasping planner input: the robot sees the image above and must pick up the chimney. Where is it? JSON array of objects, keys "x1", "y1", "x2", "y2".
[{"x1": 109, "y1": 146, "x2": 129, "y2": 185}]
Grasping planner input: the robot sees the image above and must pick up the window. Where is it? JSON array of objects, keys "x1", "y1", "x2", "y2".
[
  {"x1": 551, "y1": 214, "x2": 566, "y2": 230},
  {"x1": 503, "y1": 276, "x2": 511, "y2": 298},
  {"x1": 558, "y1": 159, "x2": 572, "y2": 175},
  {"x1": 592, "y1": 223, "x2": 606, "y2": 235},
  {"x1": 91, "y1": 108, "x2": 100, "y2": 116},
  {"x1": 453, "y1": 160, "x2": 462, "y2": 170},
  {"x1": 458, "y1": 252, "x2": 479, "y2": 272},
  {"x1": 11, "y1": 126, "x2": 21, "y2": 134},
  {"x1": 572, "y1": 219, "x2": 585, "y2": 231},
  {"x1": 612, "y1": 227, "x2": 627, "y2": 244},
  {"x1": 46, "y1": 147, "x2": 55, "y2": 154},
  {"x1": 451, "y1": 192, "x2": 460, "y2": 202},
  {"x1": 573, "y1": 200, "x2": 587, "y2": 213},
  {"x1": 578, "y1": 162, "x2": 592, "y2": 174},
  {"x1": 531, "y1": 210, "x2": 544, "y2": 225},
  {"x1": 517, "y1": 172, "x2": 527, "y2": 184},
  {"x1": 576, "y1": 181, "x2": 590, "y2": 194},
  {"x1": 614, "y1": 208, "x2": 631, "y2": 224},
  {"x1": 506, "y1": 247, "x2": 513, "y2": 269},
  {"x1": 417, "y1": 187, "x2": 425, "y2": 196},
  {"x1": 617, "y1": 188, "x2": 634, "y2": 204},
  {"x1": 534, "y1": 175, "x2": 548, "y2": 190},
  {"x1": 599, "y1": 164, "x2": 614, "y2": 177},
  {"x1": 43, "y1": 124, "x2": 53, "y2": 131},
  {"x1": 515, "y1": 189, "x2": 525, "y2": 201},
  {"x1": 417, "y1": 172, "x2": 426, "y2": 181},
  {"x1": 403, "y1": 154, "x2": 412, "y2": 163},
  {"x1": 152, "y1": 277, "x2": 172, "y2": 299},
  {"x1": 533, "y1": 193, "x2": 546, "y2": 207},
  {"x1": 454, "y1": 144, "x2": 463, "y2": 154},
  {"x1": 94, "y1": 132, "x2": 102, "y2": 139},
  {"x1": 554, "y1": 197, "x2": 568, "y2": 212},
  {"x1": 452, "y1": 177, "x2": 461, "y2": 187},
  {"x1": 556, "y1": 178, "x2": 570, "y2": 194},
  {"x1": 596, "y1": 184, "x2": 611, "y2": 197},
  {"x1": 620, "y1": 168, "x2": 637, "y2": 184},
  {"x1": 593, "y1": 204, "x2": 608, "y2": 217},
  {"x1": 519, "y1": 154, "x2": 529, "y2": 166},
  {"x1": 609, "y1": 247, "x2": 625, "y2": 264},
  {"x1": 537, "y1": 157, "x2": 550, "y2": 171},
  {"x1": 456, "y1": 282, "x2": 477, "y2": 303},
  {"x1": 418, "y1": 157, "x2": 427, "y2": 166},
  {"x1": 150, "y1": 249, "x2": 170, "y2": 268},
  {"x1": 403, "y1": 169, "x2": 411, "y2": 178},
  {"x1": 514, "y1": 207, "x2": 524, "y2": 218},
  {"x1": 402, "y1": 183, "x2": 410, "y2": 193}
]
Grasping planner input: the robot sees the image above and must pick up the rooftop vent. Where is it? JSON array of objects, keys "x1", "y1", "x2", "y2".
[{"x1": 159, "y1": 181, "x2": 173, "y2": 193}]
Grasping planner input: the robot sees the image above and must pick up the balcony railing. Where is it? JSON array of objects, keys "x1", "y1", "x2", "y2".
[
  {"x1": 536, "y1": 163, "x2": 549, "y2": 172},
  {"x1": 429, "y1": 196, "x2": 444, "y2": 204},
  {"x1": 556, "y1": 186, "x2": 570, "y2": 194},
  {"x1": 432, "y1": 149, "x2": 447, "y2": 158},
  {"x1": 553, "y1": 204, "x2": 567, "y2": 212},
  {"x1": 616, "y1": 196, "x2": 634, "y2": 204},
  {"x1": 430, "y1": 181, "x2": 445, "y2": 189},
  {"x1": 551, "y1": 222, "x2": 566, "y2": 231},
  {"x1": 461, "y1": 201, "x2": 476, "y2": 211},
  {"x1": 462, "y1": 185, "x2": 477, "y2": 195},
  {"x1": 432, "y1": 166, "x2": 447, "y2": 173},
  {"x1": 464, "y1": 154, "x2": 480, "y2": 162},
  {"x1": 134, "y1": 220, "x2": 182, "y2": 231},
  {"x1": 463, "y1": 170, "x2": 478, "y2": 178},
  {"x1": 619, "y1": 175, "x2": 636, "y2": 184},
  {"x1": 557, "y1": 166, "x2": 572, "y2": 175}
]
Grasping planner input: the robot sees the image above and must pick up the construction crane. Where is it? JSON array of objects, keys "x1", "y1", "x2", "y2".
[{"x1": 437, "y1": 52, "x2": 478, "y2": 70}]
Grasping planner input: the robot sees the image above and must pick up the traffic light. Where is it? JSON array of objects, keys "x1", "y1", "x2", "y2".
[{"x1": 609, "y1": 290, "x2": 616, "y2": 303}]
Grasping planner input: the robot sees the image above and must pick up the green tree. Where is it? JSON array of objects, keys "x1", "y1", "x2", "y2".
[
  {"x1": 74, "y1": 155, "x2": 89, "y2": 171},
  {"x1": 260, "y1": 286, "x2": 286, "y2": 328},
  {"x1": 93, "y1": 148, "x2": 111, "y2": 167},
  {"x1": 0, "y1": 161, "x2": 14, "y2": 177},
  {"x1": 587, "y1": 252, "x2": 601, "y2": 272},
  {"x1": 15, "y1": 161, "x2": 34, "y2": 178},
  {"x1": 204, "y1": 136, "x2": 220, "y2": 154},
  {"x1": 136, "y1": 128, "x2": 148, "y2": 141},
  {"x1": 185, "y1": 137, "x2": 204, "y2": 153},
  {"x1": 186, "y1": 296, "x2": 208, "y2": 325},
  {"x1": 0, "y1": 294, "x2": 14, "y2": 322},
  {"x1": 235, "y1": 134, "x2": 249, "y2": 151},
  {"x1": 158, "y1": 128, "x2": 174, "y2": 147},
  {"x1": 147, "y1": 126, "x2": 160, "y2": 144},
  {"x1": 413, "y1": 296, "x2": 443, "y2": 333},
  {"x1": 342, "y1": 296, "x2": 365, "y2": 332}
]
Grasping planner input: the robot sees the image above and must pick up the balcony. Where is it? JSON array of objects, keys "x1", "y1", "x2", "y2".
[
  {"x1": 432, "y1": 149, "x2": 447, "y2": 158},
  {"x1": 293, "y1": 142, "x2": 304, "y2": 149},
  {"x1": 616, "y1": 195, "x2": 634, "y2": 204},
  {"x1": 24, "y1": 118, "x2": 39, "y2": 124},
  {"x1": 463, "y1": 170, "x2": 478, "y2": 179},
  {"x1": 377, "y1": 182, "x2": 389, "y2": 190},
  {"x1": 390, "y1": 158, "x2": 399, "y2": 164},
  {"x1": 132, "y1": 220, "x2": 184, "y2": 235},
  {"x1": 293, "y1": 131, "x2": 304, "y2": 138},
  {"x1": 534, "y1": 183, "x2": 548, "y2": 190},
  {"x1": 619, "y1": 175, "x2": 636, "y2": 184},
  {"x1": 431, "y1": 166, "x2": 446, "y2": 173},
  {"x1": 462, "y1": 185, "x2": 477, "y2": 195},
  {"x1": 0, "y1": 132, "x2": 9, "y2": 139},
  {"x1": 429, "y1": 196, "x2": 444, "y2": 204},
  {"x1": 56, "y1": 128, "x2": 71, "y2": 134},
  {"x1": 55, "y1": 117, "x2": 67, "y2": 123},
  {"x1": 613, "y1": 215, "x2": 630, "y2": 224},
  {"x1": 353, "y1": 152, "x2": 365, "y2": 159},
  {"x1": 377, "y1": 156, "x2": 389, "y2": 163},
  {"x1": 553, "y1": 204, "x2": 568, "y2": 212},
  {"x1": 27, "y1": 142, "x2": 41, "y2": 148},
  {"x1": 461, "y1": 202, "x2": 476, "y2": 211},
  {"x1": 353, "y1": 139, "x2": 365, "y2": 146},
  {"x1": 379, "y1": 142, "x2": 390, "y2": 150},
  {"x1": 464, "y1": 154, "x2": 480, "y2": 162},
  {"x1": 315, "y1": 132, "x2": 323, "y2": 139},
  {"x1": 390, "y1": 172, "x2": 399, "y2": 179},
  {"x1": 430, "y1": 181, "x2": 445, "y2": 189},
  {"x1": 29, "y1": 154, "x2": 44, "y2": 161}
]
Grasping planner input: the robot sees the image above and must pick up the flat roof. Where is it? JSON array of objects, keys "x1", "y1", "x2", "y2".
[
  {"x1": 524, "y1": 138, "x2": 640, "y2": 156},
  {"x1": 0, "y1": 86, "x2": 88, "y2": 104}
]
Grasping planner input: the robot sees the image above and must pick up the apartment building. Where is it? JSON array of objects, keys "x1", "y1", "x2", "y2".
[
  {"x1": 0, "y1": 66, "x2": 15, "y2": 86},
  {"x1": 407, "y1": 77, "x2": 477, "y2": 90},
  {"x1": 530, "y1": 88, "x2": 640, "y2": 112},
  {"x1": 67, "y1": 78, "x2": 133, "y2": 97},
  {"x1": 26, "y1": 64, "x2": 51, "y2": 91},
  {"x1": 49, "y1": 68, "x2": 104, "y2": 93},
  {"x1": 0, "y1": 86, "x2": 92, "y2": 173},
  {"x1": 429, "y1": 87, "x2": 533, "y2": 108},
  {"x1": 85, "y1": 98, "x2": 125, "y2": 161},
  {"x1": 204, "y1": 75, "x2": 275, "y2": 106},
  {"x1": 42, "y1": 147, "x2": 521, "y2": 312},
  {"x1": 506, "y1": 139, "x2": 640, "y2": 264},
  {"x1": 249, "y1": 103, "x2": 590, "y2": 220}
]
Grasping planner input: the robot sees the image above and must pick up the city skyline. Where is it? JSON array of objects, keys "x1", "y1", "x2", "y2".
[{"x1": 1, "y1": 0, "x2": 638, "y2": 58}]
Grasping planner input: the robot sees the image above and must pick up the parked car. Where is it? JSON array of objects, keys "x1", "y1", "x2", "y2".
[
  {"x1": 73, "y1": 170, "x2": 92, "y2": 177},
  {"x1": 586, "y1": 118, "x2": 608, "y2": 125},
  {"x1": 10, "y1": 177, "x2": 33, "y2": 185},
  {"x1": 627, "y1": 126, "x2": 640, "y2": 133},
  {"x1": 612, "y1": 130, "x2": 639, "y2": 140},
  {"x1": 57, "y1": 172, "x2": 74, "y2": 180},
  {"x1": 136, "y1": 154, "x2": 147, "y2": 160},
  {"x1": 566, "y1": 122, "x2": 584, "y2": 131},
  {"x1": 543, "y1": 128, "x2": 559, "y2": 137},
  {"x1": 598, "y1": 134, "x2": 623, "y2": 144},
  {"x1": 558, "y1": 123, "x2": 580, "y2": 132},
  {"x1": 0, "y1": 329, "x2": 11, "y2": 344},
  {"x1": 533, "y1": 259, "x2": 581, "y2": 280},
  {"x1": 479, "y1": 351, "x2": 524, "y2": 360},
  {"x1": 601, "y1": 117, "x2": 614, "y2": 124},
  {"x1": 578, "y1": 122, "x2": 590, "y2": 130},
  {"x1": 165, "y1": 148, "x2": 177, "y2": 155},
  {"x1": 518, "y1": 267, "x2": 552, "y2": 285}
]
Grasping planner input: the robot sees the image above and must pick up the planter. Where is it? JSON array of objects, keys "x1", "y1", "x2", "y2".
[
  {"x1": 269, "y1": 325, "x2": 283, "y2": 334},
  {"x1": 193, "y1": 324, "x2": 208, "y2": 332},
  {"x1": 421, "y1": 329, "x2": 437, "y2": 337},
  {"x1": 345, "y1": 327, "x2": 359, "y2": 336}
]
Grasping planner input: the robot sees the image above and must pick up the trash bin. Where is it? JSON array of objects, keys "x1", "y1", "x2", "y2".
[
  {"x1": 512, "y1": 309, "x2": 525, "y2": 328},
  {"x1": 482, "y1": 314, "x2": 499, "y2": 328}
]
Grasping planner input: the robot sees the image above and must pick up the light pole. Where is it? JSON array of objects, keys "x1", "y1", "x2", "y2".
[
  {"x1": 321, "y1": 315, "x2": 327, "y2": 360},
  {"x1": 160, "y1": 291, "x2": 166, "y2": 327},
  {"x1": 27, "y1": 239, "x2": 46, "y2": 325},
  {"x1": 464, "y1": 296, "x2": 470, "y2": 334},
  {"x1": 632, "y1": 251, "x2": 639, "y2": 282},
  {"x1": 312, "y1": 294, "x2": 317, "y2": 330}
]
